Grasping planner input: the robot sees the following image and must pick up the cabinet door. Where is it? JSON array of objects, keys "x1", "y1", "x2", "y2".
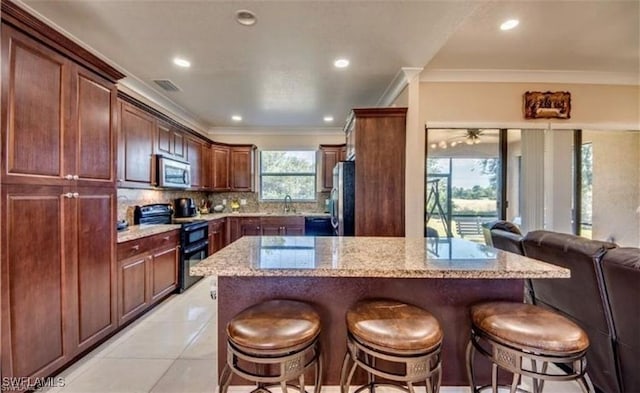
[
  {"x1": 230, "y1": 146, "x2": 254, "y2": 191},
  {"x1": 156, "y1": 120, "x2": 172, "y2": 156},
  {"x1": 228, "y1": 218, "x2": 241, "y2": 243},
  {"x1": 173, "y1": 130, "x2": 185, "y2": 159},
  {"x1": 240, "y1": 218, "x2": 262, "y2": 236},
  {"x1": 186, "y1": 138, "x2": 202, "y2": 189},
  {"x1": 118, "y1": 102, "x2": 155, "y2": 187},
  {"x1": 117, "y1": 254, "x2": 149, "y2": 325},
  {"x1": 209, "y1": 220, "x2": 226, "y2": 254},
  {"x1": 72, "y1": 66, "x2": 116, "y2": 186},
  {"x1": 320, "y1": 146, "x2": 340, "y2": 191},
  {"x1": 70, "y1": 188, "x2": 116, "y2": 352},
  {"x1": 201, "y1": 144, "x2": 212, "y2": 190},
  {"x1": 212, "y1": 145, "x2": 230, "y2": 191},
  {"x1": 1, "y1": 25, "x2": 69, "y2": 186},
  {"x1": 149, "y1": 246, "x2": 179, "y2": 303},
  {"x1": 260, "y1": 224, "x2": 282, "y2": 236},
  {"x1": 1, "y1": 185, "x2": 69, "y2": 380}
]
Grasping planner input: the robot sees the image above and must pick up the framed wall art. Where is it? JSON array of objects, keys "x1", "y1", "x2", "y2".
[{"x1": 523, "y1": 91, "x2": 571, "y2": 119}]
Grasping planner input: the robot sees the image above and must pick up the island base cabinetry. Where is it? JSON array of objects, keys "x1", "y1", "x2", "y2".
[
  {"x1": 216, "y1": 276, "x2": 523, "y2": 386},
  {"x1": 117, "y1": 231, "x2": 179, "y2": 325}
]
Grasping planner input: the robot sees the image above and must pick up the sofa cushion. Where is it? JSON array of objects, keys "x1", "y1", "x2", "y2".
[{"x1": 602, "y1": 248, "x2": 640, "y2": 393}]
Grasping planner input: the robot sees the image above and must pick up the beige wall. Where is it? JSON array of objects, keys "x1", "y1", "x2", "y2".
[
  {"x1": 420, "y1": 82, "x2": 640, "y2": 129},
  {"x1": 406, "y1": 82, "x2": 640, "y2": 237},
  {"x1": 584, "y1": 130, "x2": 640, "y2": 247}
]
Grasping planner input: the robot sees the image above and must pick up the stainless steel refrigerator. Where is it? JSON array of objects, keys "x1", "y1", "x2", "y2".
[{"x1": 330, "y1": 161, "x2": 355, "y2": 236}]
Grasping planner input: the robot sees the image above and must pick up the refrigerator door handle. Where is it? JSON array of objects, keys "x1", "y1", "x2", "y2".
[{"x1": 330, "y1": 188, "x2": 338, "y2": 229}]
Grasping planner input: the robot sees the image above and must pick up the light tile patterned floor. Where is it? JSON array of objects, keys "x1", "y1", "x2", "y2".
[{"x1": 43, "y1": 277, "x2": 584, "y2": 393}]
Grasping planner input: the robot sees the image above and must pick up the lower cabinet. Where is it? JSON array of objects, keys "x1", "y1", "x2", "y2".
[
  {"x1": 208, "y1": 218, "x2": 227, "y2": 255},
  {"x1": 117, "y1": 230, "x2": 179, "y2": 325},
  {"x1": 229, "y1": 216, "x2": 305, "y2": 243}
]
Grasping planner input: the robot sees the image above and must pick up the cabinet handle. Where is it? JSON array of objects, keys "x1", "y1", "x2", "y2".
[
  {"x1": 72, "y1": 192, "x2": 80, "y2": 198},
  {"x1": 65, "y1": 174, "x2": 73, "y2": 180},
  {"x1": 162, "y1": 236, "x2": 170, "y2": 241},
  {"x1": 117, "y1": 178, "x2": 124, "y2": 182},
  {"x1": 63, "y1": 192, "x2": 73, "y2": 198},
  {"x1": 73, "y1": 175, "x2": 79, "y2": 180},
  {"x1": 131, "y1": 245, "x2": 140, "y2": 251}
]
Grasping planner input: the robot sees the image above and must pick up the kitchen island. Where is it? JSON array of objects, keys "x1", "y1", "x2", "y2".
[{"x1": 192, "y1": 236, "x2": 569, "y2": 386}]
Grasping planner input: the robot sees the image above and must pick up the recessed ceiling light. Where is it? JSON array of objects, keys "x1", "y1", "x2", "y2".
[
  {"x1": 231, "y1": 115, "x2": 242, "y2": 122},
  {"x1": 323, "y1": 116, "x2": 334, "y2": 122},
  {"x1": 236, "y1": 10, "x2": 257, "y2": 26},
  {"x1": 500, "y1": 19, "x2": 519, "y2": 31},
  {"x1": 173, "y1": 57, "x2": 191, "y2": 68},
  {"x1": 334, "y1": 58, "x2": 350, "y2": 68}
]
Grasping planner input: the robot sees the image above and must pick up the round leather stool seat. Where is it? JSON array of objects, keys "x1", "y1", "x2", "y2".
[
  {"x1": 471, "y1": 301, "x2": 589, "y2": 354},
  {"x1": 347, "y1": 299, "x2": 443, "y2": 353},
  {"x1": 227, "y1": 299, "x2": 321, "y2": 352}
]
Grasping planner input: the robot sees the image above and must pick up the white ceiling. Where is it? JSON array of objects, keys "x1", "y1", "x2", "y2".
[{"x1": 21, "y1": 0, "x2": 639, "y2": 131}]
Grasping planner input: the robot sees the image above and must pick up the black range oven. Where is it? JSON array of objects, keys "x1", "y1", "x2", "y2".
[{"x1": 134, "y1": 204, "x2": 208, "y2": 293}]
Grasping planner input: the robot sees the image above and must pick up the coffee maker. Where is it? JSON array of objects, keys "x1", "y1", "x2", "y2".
[{"x1": 174, "y1": 198, "x2": 197, "y2": 217}]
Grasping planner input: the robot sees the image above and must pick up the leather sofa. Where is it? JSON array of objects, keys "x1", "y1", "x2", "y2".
[
  {"x1": 486, "y1": 225, "x2": 638, "y2": 393},
  {"x1": 601, "y1": 248, "x2": 640, "y2": 393}
]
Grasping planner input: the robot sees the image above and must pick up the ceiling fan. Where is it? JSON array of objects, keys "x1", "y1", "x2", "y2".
[{"x1": 429, "y1": 129, "x2": 490, "y2": 149}]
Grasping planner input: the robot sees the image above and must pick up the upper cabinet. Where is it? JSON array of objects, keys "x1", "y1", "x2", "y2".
[
  {"x1": 319, "y1": 144, "x2": 346, "y2": 191},
  {"x1": 211, "y1": 144, "x2": 230, "y2": 191},
  {"x1": 156, "y1": 120, "x2": 185, "y2": 160},
  {"x1": 117, "y1": 101, "x2": 155, "y2": 188},
  {"x1": 230, "y1": 145, "x2": 256, "y2": 192},
  {"x1": 1, "y1": 24, "x2": 116, "y2": 187},
  {"x1": 349, "y1": 107, "x2": 407, "y2": 237},
  {"x1": 186, "y1": 137, "x2": 203, "y2": 190}
]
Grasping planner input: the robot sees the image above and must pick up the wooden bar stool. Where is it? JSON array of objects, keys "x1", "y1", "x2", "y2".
[
  {"x1": 219, "y1": 299, "x2": 322, "y2": 393},
  {"x1": 340, "y1": 299, "x2": 443, "y2": 393},
  {"x1": 466, "y1": 301, "x2": 595, "y2": 393}
]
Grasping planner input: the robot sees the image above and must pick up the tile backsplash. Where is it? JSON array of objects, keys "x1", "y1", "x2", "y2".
[{"x1": 118, "y1": 188, "x2": 330, "y2": 223}]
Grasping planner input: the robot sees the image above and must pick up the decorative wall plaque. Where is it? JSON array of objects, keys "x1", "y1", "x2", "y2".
[{"x1": 523, "y1": 91, "x2": 571, "y2": 119}]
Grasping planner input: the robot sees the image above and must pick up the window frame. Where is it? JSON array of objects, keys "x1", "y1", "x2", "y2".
[{"x1": 259, "y1": 150, "x2": 317, "y2": 202}]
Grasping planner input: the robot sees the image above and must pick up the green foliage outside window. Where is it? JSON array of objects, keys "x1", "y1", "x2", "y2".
[{"x1": 260, "y1": 151, "x2": 316, "y2": 200}]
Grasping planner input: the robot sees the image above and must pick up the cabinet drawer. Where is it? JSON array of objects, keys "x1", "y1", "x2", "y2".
[{"x1": 117, "y1": 230, "x2": 179, "y2": 260}]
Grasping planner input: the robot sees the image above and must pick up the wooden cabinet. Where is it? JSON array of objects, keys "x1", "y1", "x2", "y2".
[
  {"x1": 208, "y1": 219, "x2": 227, "y2": 255},
  {"x1": 348, "y1": 108, "x2": 407, "y2": 237},
  {"x1": 345, "y1": 118, "x2": 356, "y2": 161},
  {"x1": 230, "y1": 145, "x2": 256, "y2": 191},
  {"x1": 229, "y1": 216, "x2": 305, "y2": 243},
  {"x1": 319, "y1": 144, "x2": 346, "y2": 191},
  {"x1": 186, "y1": 137, "x2": 206, "y2": 190},
  {"x1": 211, "y1": 144, "x2": 230, "y2": 191},
  {"x1": 1, "y1": 24, "x2": 116, "y2": 188},
  {"x1": 117, "y1": 230, "x2": 179, "y2": 325},
  {"x1": 201, "y1": 144, "x2": 212, "y2": 190},
  {"x1": 156, "y1": 120, "x2": 185, "y2": 159},
  {"x1": 118, "y1": 101, "x2": 155, "y2": 187},
  {"x1": 1, "y1": 16, "x2": 120, "y2": 385},
  {"x1": 261, "y1": 217, "x2": 305, "y2": 236},
  {"x1": 0, "y1": 185, "x2": 116, "y2": 380}
]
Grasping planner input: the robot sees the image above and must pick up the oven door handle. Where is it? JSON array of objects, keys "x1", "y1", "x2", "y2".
[{"x1": 183, "y1": 240, "x2": 208, "y2": 255}]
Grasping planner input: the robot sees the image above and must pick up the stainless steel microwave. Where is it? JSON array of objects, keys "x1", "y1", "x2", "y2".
[{"x1": 156, "y1": 155, "x2": 191, "y2": 189}]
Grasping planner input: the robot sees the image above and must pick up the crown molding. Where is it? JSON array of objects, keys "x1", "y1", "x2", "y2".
[
  {"x1": 377, "y1": 67, "x2": 424, "y2": 107},
  {"x1": 11, "y1": 0, "x2": 210, "y2": 135},
  {"x1": 420, "y1": 69, "x2": 640, "y2": 86},
  {"x1": 118, "y1": 77, "x2": 209, "y2": 135},
  {"x1": 209, "y1": 127, "x2": 344, "y2": 136},
  {"x1": 425, "y1": 121, "x2": 639, "y2": 131}
]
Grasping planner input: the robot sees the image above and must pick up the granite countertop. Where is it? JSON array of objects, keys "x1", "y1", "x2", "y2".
[
  {"x1": 117, "y1": 212, "x2": 330, "y2": 243},
  {"x1": 117, "y1": 224, "x2": 181, "y2": 243},
  {"x1": 191, "y1": 236, "x2": 570, "y2": 279}
]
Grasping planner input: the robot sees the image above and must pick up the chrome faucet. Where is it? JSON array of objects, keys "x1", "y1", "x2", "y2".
[{"x1": 283, "y1": 194, "x2": 294, "y2": 214}]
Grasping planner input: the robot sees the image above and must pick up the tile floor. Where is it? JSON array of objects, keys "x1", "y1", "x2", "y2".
[{"x1": 43, "y1": 277, "x2": 584, "y2": 393}]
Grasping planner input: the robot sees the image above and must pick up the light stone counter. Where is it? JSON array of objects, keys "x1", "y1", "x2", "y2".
[
  {"x1": 197, "y1": 211, "x2": 330, "y2": 220},
  {"x1": 117, "y1": 224, "x2": 181, "y2": 243},
  {"x1": 191, "y1": 236, "x2": 569, "y2": 279}
]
